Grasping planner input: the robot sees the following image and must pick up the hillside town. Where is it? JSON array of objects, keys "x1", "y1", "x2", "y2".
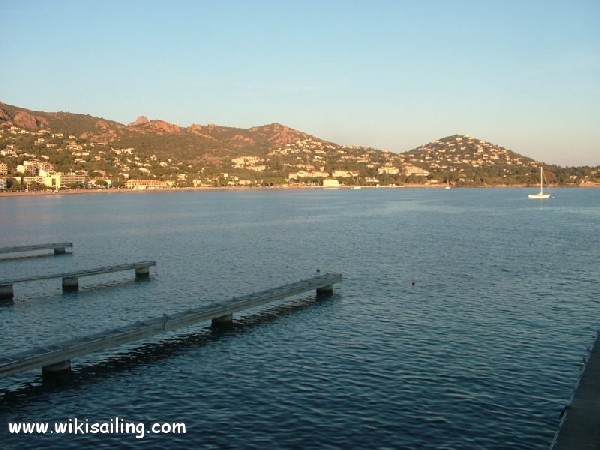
[{"x1": 1, "y1": 119, "x2": 599, "y2": 192}]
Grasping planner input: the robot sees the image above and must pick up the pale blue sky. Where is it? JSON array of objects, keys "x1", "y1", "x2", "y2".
[{"x1": 1, "y1": 0, "x2": 599, "y2": 166}]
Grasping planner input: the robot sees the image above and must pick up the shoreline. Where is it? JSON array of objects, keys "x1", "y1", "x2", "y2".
[{"x1": 1, "y1": 183, "x2": 599, "y2": 198}]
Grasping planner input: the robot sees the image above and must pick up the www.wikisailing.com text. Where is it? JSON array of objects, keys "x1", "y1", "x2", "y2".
[{"x1": 8, "y1": 416, "x2": 186, "y2": 439}]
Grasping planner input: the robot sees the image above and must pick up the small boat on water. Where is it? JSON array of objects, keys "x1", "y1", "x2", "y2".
[{"x1": 528, "y1": 167, "x2": 550, "y2": 199}]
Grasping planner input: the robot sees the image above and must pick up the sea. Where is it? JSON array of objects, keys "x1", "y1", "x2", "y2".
[{"x1": 0, "y1": 187, "x2": 598, "y2": 449}]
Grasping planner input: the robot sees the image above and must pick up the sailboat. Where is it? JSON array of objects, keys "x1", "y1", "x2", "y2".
[{"x1": 528, "y1": 166, "x2": 550, "y2": 199}]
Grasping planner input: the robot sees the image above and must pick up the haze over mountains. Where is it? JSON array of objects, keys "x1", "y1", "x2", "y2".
[{"x1": 0, "y1": 101, "x2": 598, "y2": 189}]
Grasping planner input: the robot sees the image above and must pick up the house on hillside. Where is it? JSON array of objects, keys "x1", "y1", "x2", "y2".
[
  {"x1": 125, "y1": 179, "x2": 171, "y2": 190},
  {"x1": 403, "y1": 164, "x2": 430, "y2": 177}
]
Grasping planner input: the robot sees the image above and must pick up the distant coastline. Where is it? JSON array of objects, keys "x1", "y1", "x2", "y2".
[{"x1": 2, "y1": 183, "x2": 599, "y2": 198}]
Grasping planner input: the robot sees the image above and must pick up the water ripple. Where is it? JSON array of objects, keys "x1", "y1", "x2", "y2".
[{"x1": 0, "y1": 188, "x2": 598, "y2": 448}]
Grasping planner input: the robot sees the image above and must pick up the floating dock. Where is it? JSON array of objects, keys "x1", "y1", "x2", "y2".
[
  {"x1": 0, "y1": 260, "x2": 156, "y2": 300},
  {"x1": 0, "y1": 242, "x2": 73, "y2": 257},
  {"x1": 552, "y1": 331, "x2": 600, "y2": 449},
  {"x1": 0, "y1": 272, "x2": 342, "y2": 381}
]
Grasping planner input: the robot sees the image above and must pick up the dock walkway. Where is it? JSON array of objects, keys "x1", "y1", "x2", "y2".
[
  {"x1": 552, "y1": 331, "x2": 600, "y2": 449},
  {"x1": 0, "y1": 260, "x2": 156, "y2": 299},
  {"x1": 0, "y1": 272, "x2": 342, "y2": 380},
  {"x1": 0, "y1": 242, "x2": 72, "y2": 257}
]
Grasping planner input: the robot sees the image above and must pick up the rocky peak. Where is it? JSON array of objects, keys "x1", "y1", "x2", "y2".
[
  {"x1": 188, "y1": 123, "x2": 203, "y2": 133},
  {"x1": 249, "y1": 122, "x2": 311, "y2": 145},
  {"x1": 0, "y1": 107, "x2": 10, "y2": 123},
  {"x1": 148, "y1": 120, "x2": 180, "y2": 133},
  {"x1": 14, "y1": 111, "x2": 49, "y2": 131},
  {"x1": 131, "y1": 116, "x2": 149, "y2": 126}
]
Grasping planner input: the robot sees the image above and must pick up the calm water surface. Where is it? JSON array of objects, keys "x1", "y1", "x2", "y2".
[{"x1": 0, "y1": 188, "x2": 598, "y2": 449}]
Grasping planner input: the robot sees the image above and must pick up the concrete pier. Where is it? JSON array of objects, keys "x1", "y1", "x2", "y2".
[
  {"x1": 316, "y1": 284, "x2": 334, "y2": 296},
  {"x1": 0, "y1": 260, "x2": 156, "y2": 300},
  {"x1": 42, "y1": 360, "x2": 72, "y2": 384},
  {"x1": 135, "y1": 266, "x2": 151, "y2": 279},
  {"x1": 0, "y1": 273, "x2": 342, "y2": 381},
  {"x1": 0, "y1": 283, "x2": 14, "y2": 301},
  {"x1": 0, "y1": 242, "x2": 73, "y2": 257},
  {"x1": 62, "y1": 277, "x2": 79, "y2": 292},
  {"x1": 211, "y1": 314, "x2": 234, "y2": 329},
  {"x1": 552, "y1": 331, "x2": 600, "y2": 449}
]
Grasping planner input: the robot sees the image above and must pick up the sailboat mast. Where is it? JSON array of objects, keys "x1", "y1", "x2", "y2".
[{"x1": 528, "y1": 165, "x2": 550, "y2": 199}]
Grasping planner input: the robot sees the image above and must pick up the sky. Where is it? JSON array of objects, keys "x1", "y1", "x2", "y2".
[{"x1": 1, "y1": 0, "x2": 599, "y2": 166}]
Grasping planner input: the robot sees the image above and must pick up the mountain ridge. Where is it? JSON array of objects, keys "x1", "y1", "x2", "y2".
[
  {"x1": 0, "y1": 101, "x2": 329, "y2": 163},
  {"x1": 1, "y1": 101, "x2": 598, "y2": 189},
  {"x1": 0, "y1": 101, "x2": 558, "y2": 165}
]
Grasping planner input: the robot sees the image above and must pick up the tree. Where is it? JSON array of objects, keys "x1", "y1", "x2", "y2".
[{"x1": 7, "y1": 178, "x2": 23, "y2": 191}]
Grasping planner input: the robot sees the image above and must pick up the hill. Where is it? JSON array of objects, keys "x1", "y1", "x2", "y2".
[
  {"x1": 0, "y1": 101, "x2": 327, "y2": 164},
  {"x1": 399, "y1": 135, "x2": 540, "y2": 185},
  {"x1": 0, "y1": 101, "x2": 598, "y2": 189}
]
